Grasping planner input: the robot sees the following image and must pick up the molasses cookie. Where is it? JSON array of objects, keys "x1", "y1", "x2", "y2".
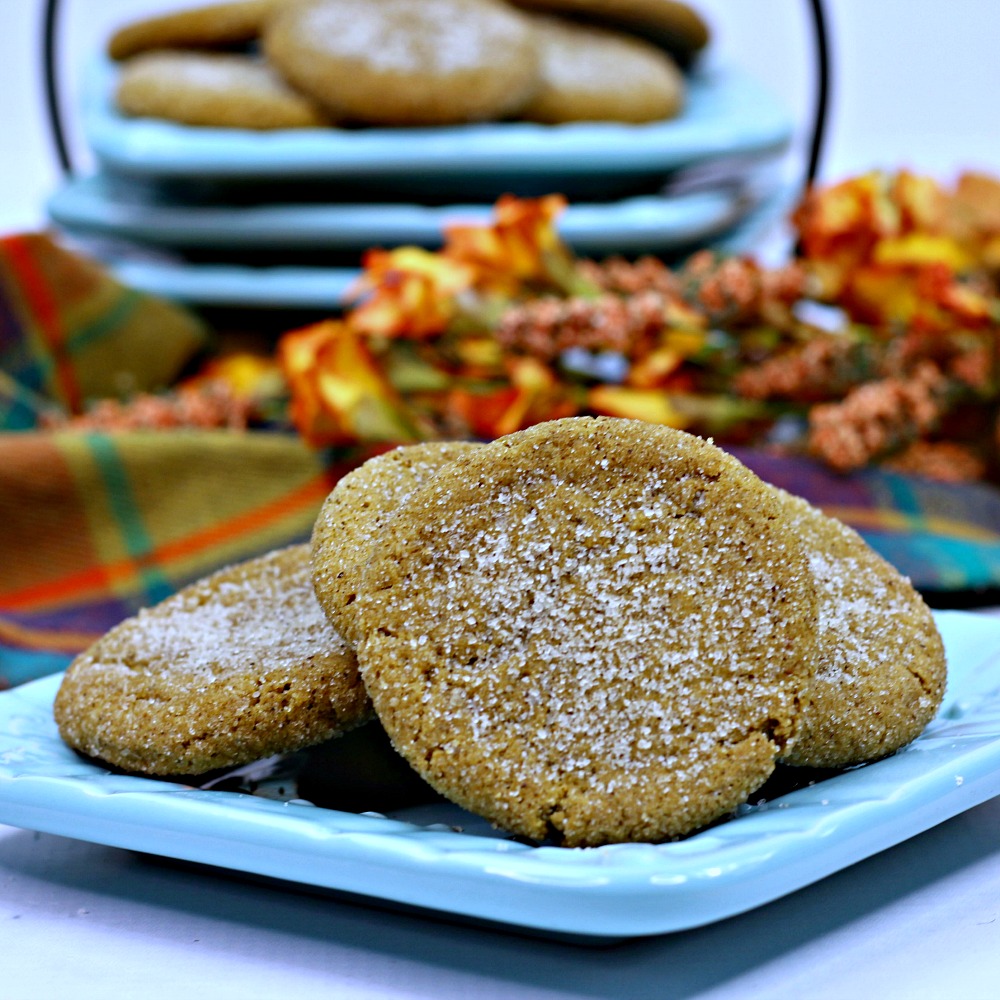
[
  {"x1": 773, "y1": 490, "x2": 947, "y2": 769},
  {"x1": 311, "y1": 441, "x2": 482, "y2": 647},
  {"x1": 353, "y1": 417, "x2": 820, "y2": 846},
  {"x1": 520, "y1": 15, "x2": 685, "y2": 124},
  {"x1": 115, "y1": 51, "x2": 330, "y2": 129},
  {"x1": 108, "y1": 0, "x2": 282, "y2": 61},
  {"x1": 262, "y1": 0, "x2": 542, "y2": 125},
  {"x1": 54, "y1": 544, "x2": 372, "y2": 776},
  {"x1": 508, "y1": 0, "x2": 710, "y2": 67}
]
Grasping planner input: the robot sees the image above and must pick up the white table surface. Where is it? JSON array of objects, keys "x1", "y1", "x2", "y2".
[
  {"x1": 3, "y1": 793, "x2": 1000, "y2": 1000},
  {"x1": 3, "y1": 1, "x2": 1000, "y2": 996}
]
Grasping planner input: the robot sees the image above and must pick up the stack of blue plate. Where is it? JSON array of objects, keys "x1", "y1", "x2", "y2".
[{"x1": 46, "y1": 57, "x2": 797, "y2": 311}]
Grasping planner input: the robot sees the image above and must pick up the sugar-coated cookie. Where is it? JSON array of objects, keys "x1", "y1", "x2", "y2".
[
  {"x1": 773, "y1": 490, "x2": 947, "y2": 768},
  {"x1": 520, "y1": 15, "x2": 684, "y2": 124},
  {"x1": 353, "y1": 417, "x2": 820, "y2": 846},
  {"x1": 108, "y1": 0, "x2": 282, "y2": 61},
  {"x1": 311, "y1": 441, "x2": 482, "y2": 647},
  {"x1": 507, "y1": 0, "x2": 710, "y2": 66},
  {"x1": 262, "y1": 0, "x2": 542, "y2": 125},
  {"x1": 54, "y1": 545, "x2": 371, "y2": 775},
  {"x1": 115, "y1": 51, "x2": 330, "y2": 129}
]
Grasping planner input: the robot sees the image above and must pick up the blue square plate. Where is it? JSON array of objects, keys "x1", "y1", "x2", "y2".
[
  {"x1": 2, "y1": 610, "x2": 997, "y2": 940},
  {"x1": 83, "y1": 58, "x2": 793, "y2": 198}
]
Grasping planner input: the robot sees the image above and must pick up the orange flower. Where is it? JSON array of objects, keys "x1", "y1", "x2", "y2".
[
  {"x1": 793, "y1": 171, "x2": 895, "y2": 264},
  {"x1": 792, "y1": 170, "x2": 1000, "y2": 330},
  {"x1": 349, "y1": 247, "x2": 475, "y2": 340},
  {"x1": 277, "y1": 319, "x2": 424, "y2": 446},
  {"x1": 893, "y1": 171, "x2": 948, "y2": 232},
  {"x1": 626, "y1": 343, "x2": 688, "y2": 389},
  {"x1": 872, "y1": 232, "x2": 971, "y2": 271},
  {"x1": 444, "y1": 194, "x2": 575, "y2": 294}
]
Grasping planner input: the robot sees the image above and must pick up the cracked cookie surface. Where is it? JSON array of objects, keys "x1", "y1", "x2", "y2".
[{"x1": 354, "y1": 417, "x2": 820, "y2": 846}]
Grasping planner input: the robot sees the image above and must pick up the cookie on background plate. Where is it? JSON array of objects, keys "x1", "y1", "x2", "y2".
[
  {"x1": 311, "y1": 441, "x2": 483, "y2": 647},
  {"x1": 262, "y1": 0, "x2": 542, "y2": 125},
  {"x1": 353, "y1": 417, "x2": 821, "y2": 847},
  {"x1": 115, "y1": 51, "x2": 331, "y2": 129},
  {"x1": 54, "y1": 544, "x2": 372, "y2": 776},
  {"x1": 520, "y1": 15, "x2": 685, "y2": 124},
  {"x1": 108, "y1": 0, "x2": 283, "y2": 61},
  {"x1": 773, "y1": 489, "x2": 947, "y2": 769},
  {"x1": 507, "y1": 0, "x2": 710, "y2": 67}
]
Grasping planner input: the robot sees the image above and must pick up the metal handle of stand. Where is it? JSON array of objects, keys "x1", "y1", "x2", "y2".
[
  {"x1": 40, "y1": 0, "x2": 831, "y2": 188},
  {"x1": 42, "y1": 0, "x2": 72, "y2": 175}
]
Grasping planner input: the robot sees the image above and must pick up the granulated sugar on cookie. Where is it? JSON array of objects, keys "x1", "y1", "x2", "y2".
[
  {"x1": 54, "y1": 544, "x2": 371, "y2": 775},
  {"x1": 312, "y1": 441, "x2": 482, "y2": 647},
  {"x1": 772, "y1": 489, "x2": 947, "y2": 768},
  {"x1": 354, "y1": 417, "x2": 821, "y2": 846}
]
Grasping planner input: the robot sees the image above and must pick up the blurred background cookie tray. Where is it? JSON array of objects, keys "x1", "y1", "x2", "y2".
[{"x1": 82, "y1": 57, "x2": 793, "y2": 199}]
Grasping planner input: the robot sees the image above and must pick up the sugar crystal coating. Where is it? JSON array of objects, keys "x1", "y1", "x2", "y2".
[
  {"x1": 354, "y1": 417, "x2": 821, "y2": 846},
  {"x1": 773, "y1": 489, "x2": 947, "y2": 767},
  {"x1": 54, "y1": 544, "x2": 371, "y2": 775},
  {"x1": 312, "y1": 441, "x2": 483, "y2": 646}
]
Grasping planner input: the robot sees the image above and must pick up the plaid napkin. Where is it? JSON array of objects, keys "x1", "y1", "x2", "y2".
[
  {"x1": 0, "y1": 429, "x2": 349, "y2": 687},
  {"x1": 0, "y1": 232, "x2": 208, "y2": 418},
  {"x1": 0, "y1": 232, "x2": 350, "y2": 687},
  {"x1": 731, "y1": 447, "x2": 1000, "y2": 595},
  {"x1": 1, "y1": 234, "x2": 999, "y2": 690}
]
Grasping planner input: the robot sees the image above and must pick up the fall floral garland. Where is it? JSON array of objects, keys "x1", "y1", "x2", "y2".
[{"x1": 59, "y1": 173, "x2": 1000, "y2": 484}]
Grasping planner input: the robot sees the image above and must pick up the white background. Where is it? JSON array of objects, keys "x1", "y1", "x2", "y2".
[{"x1": 0, "y1": 0, "x2": 999, "y2": 234}]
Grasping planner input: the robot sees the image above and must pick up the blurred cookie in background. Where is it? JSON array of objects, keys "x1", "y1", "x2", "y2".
[
  {"x1": 115, "y1": 50, "x2": 332, "y2": 129},
  {"x1": 108, "y1": 0, "x2": 283, "y2": 61},
  {"x1": 507, "y1": 0, "x2": 710, "y2": 67},
  {"x1": 262, "y1": 0, "x2": 543, "y2": 126},
  {"x1": 520, "y1": 15, "x2": 685, "y2": 123}
]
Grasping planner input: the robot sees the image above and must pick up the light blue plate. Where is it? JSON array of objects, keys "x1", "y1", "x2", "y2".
[
  {"x1": 105, "y1": 258, "x2": 361, "y2": 310},
  {"x1": 89, "y1": 186, "x2": 794, "y2": 309},
  {"x1": 83, "y1": 57, "x2": 793, "y2": 196},
  {"x1": 2, "y1": 611, "x2": 999, "y2": 940},
  {"x1": 47, "y1": 174, "x2": 757, "y2": 256}
]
